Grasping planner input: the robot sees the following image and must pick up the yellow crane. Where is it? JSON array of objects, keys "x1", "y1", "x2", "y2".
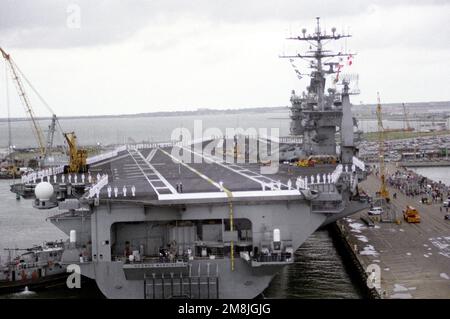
[
  {"x1": 402, "y1": 103, "x2": 414, "y2": 132},
  {"x1": 2, "y1": 47, "x2": 87, "y2": 172},
  {"x1": 63, "y1": 132, "x2": 88, "y2": 173},
  {"x1": 1, "y1": 47, "x2": 46, "y2": 156},
  {"x1": 376, "y1": 92, "x2": 390, "y2": 200}
]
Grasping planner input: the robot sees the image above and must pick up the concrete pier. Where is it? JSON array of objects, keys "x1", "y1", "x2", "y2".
[{"x1": 337, "y1": 171, "x2": 450, "y2": 299}]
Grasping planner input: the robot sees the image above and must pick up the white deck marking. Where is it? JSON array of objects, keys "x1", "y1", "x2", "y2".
[
  {"x1": 158, "y1": 147, "x2": 223, "y2": 192},
  {"x1": 124, "y1": 173, "x2": 146, "y2": 179},
  {"x1": 127, "y1": 148, "x2": 177, "y2": 195},
  {"x1": 146, "y1": 148, "x2": 158, "y2": 162},
  {"x1": 180, "y1": 145, "x2": 287, "y2": 189},
  {"x1": 158, "y1": 189, "x2": 301, "y2": 201},
  {"x1": 90, "y1": 153, "x2": 130, "y2": 168}
]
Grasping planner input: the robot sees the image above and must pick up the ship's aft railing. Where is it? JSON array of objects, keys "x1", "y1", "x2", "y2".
[
  {"x1": 127, "y1": 142, "x2": 175, "y2": 150},
  {"x1": 126, "y1": 136, "x2": 215, "y2": 150},
  {"x1": 21, "y1": 145, "x2": 129, "y2": 184},
  {"x1": 296, "y1": 163, "x2": 362, "y2": 192},
  {"x1": 21, "y1": 165, "x2": 65, "y2": 184},
  {"x1": 257, "y1": 135, "x2": 302, "y2": 144},
  {"x1": 295, "y1": 172, "x2": 336, "y2": 190},
  {"x1": 125, "y1": 134, "x2": 298, "y2": 151},
  {"x1": 279, "y1": 136, "x2": 302, "y2": 144},
  {"x1": 330, "y1": 163, "x2": 364, "y2": 182},
  {"x1": 86, "y1": 145, "x2": 127, "y2": 165}
]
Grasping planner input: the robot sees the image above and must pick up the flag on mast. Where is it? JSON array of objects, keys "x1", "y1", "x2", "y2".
[
  {"x1": 347, "y1": 54, "x2": 353, "y2": 66},
  {"x1": 335, "y1": 57, "x2": 344, "y2": 83},
  {"x1": 288, "y1": 58, "x2": 302, "y2": 79}
]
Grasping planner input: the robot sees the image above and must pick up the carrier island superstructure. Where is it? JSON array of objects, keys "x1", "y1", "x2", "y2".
[{"x1": 11, "y1": 18, "x2": 368, "y2": 299}]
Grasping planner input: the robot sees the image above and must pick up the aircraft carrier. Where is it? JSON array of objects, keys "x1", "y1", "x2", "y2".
[{"x1": 10, "y1": 18, "x2": 369, "y2": 299}]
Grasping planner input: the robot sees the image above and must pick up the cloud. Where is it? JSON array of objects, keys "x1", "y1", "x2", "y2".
[
  {"x1": 0, "y1": 0, "x2": 151, "y2": 48},
  {"x1": 0, "y1": 0, "x2": 449, "y2": 119},
  {"x1": 350, "y1": 3, "x2": 450, "y2": 50},
  {"x1": 1, "y1": 0, "x2": 448, "y2": 49}
]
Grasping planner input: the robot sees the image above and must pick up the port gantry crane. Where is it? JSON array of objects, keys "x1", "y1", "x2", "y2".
[
  {"x1": 376, "y1": 92, "x2": 390, "y2": 201},
  {"x1": 1, "y1": 47, "x2": 89, "y2": 173},
  {"x1": 402, "y1": 103, "x2": 414, "y2": 132},
  {"x1": 1, "y1": 47, "x2": 74, "y2": 166},
  {"x1": 403, "y1": 102, "x2": 410, "y2": 131},
  {"x1": 1, "y1": 47, "x2": 47, "y2": 156}
]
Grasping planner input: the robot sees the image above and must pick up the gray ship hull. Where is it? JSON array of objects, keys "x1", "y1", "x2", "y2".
[
  {"x1": 52, "y1": 189, "x2": 367, "y2": 299},
  {"x1": 78, "y1": 259, "x2": 279, "y2": 299}
]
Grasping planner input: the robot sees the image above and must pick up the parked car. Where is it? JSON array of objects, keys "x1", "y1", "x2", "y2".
[
  {"x1": 357, "y1": 192, "x2": 370, "y2": 203},
  {"x1": 445, "y1": 214, "x2": 450, "y2": 220},
  {"x1": 368, "y1": 207, "x2": 384, "y2": 216}
]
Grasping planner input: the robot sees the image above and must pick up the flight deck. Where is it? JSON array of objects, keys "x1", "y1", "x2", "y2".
[{"x1": 86, "y1": 143, "x2": 338, "y2": 201}]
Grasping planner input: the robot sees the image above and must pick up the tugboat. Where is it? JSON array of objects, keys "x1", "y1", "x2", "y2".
[
  {"x1": 0, "y1": 166, "x2": 23, "y2": 180},
  {"x1": 0, "y1": 241, "x2": 68, "y2": 294}
]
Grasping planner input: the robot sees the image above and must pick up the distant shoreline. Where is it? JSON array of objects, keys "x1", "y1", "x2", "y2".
[
  {"x1": 0, "y1": 100, "x2": 449, "y2": 122},
  {"x1": 0, "y1": 106, "x2": 288, "y2": 122}
]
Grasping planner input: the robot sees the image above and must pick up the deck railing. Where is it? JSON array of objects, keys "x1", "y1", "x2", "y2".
[{"x1": 86, "y1": 145, "x2": 127, "y2": 165}]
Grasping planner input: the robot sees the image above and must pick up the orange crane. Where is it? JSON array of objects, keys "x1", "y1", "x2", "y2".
[
  {"x1": 1, "y1": 47, "x2": 46, "y2": 156},
  {"x1": 376, "y1": 93, "x2": 390, "y2": 200}
]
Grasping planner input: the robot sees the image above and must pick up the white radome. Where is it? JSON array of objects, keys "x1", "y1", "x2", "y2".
[{"x1": 35, "y1": 182, "x2": 54, "y2": 201}]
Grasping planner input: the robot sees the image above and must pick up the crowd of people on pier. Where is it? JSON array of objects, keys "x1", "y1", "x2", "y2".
[{"x1": 386, "y1": 169, "x2": 449, "y2": 204}]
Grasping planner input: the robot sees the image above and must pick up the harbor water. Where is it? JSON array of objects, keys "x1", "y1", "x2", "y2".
[
  {"x1": 409, "y1": 167, "x2": 450, "y2": 186},
  {"x1": 0, "y1": 111, "x2": 418, "y2": 149},
  {"x1": 0, "y1": 112, "x2": 291, "y2": 149}
]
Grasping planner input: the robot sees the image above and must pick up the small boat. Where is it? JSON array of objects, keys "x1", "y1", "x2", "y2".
[
  {"x1": 0, "y1": 166, "x2": 28, "y2": 180},
  {"x1": 0, "y1": 242, "x2": 68, "y2": 294},
  {"x1": 0, "y1": 169, "x2": 21, "y2": 180}
]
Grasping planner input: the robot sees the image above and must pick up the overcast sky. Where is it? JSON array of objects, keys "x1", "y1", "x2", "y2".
[{"x1": 0, "y1": 0, "x2": 449, "y2": 117}]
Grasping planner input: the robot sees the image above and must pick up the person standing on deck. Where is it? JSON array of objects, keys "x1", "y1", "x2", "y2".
[{"x1": 124, "y1": 241, "x2": 131, "y2": 259}]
